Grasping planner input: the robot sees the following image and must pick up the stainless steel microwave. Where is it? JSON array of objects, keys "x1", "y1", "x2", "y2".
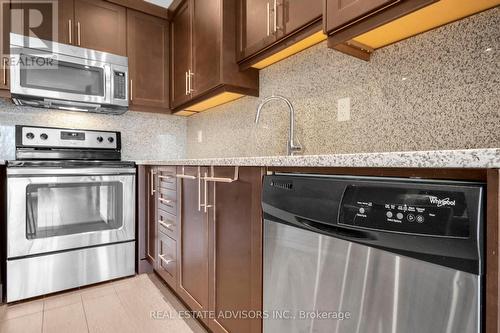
[{"x1": 9, "y1": 33, "x2": 128, "y2": 115}]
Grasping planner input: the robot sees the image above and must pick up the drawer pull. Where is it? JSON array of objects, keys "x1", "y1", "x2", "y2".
[
  {"x1": 203, "y1": 166, "x2": 239, "y2": 183},
  {"x1": 158, "y1": 220, "x2": 174, "y2": 230},
  {"x1": 159, "y1": 175, "x2": 174, "y2": 180},
  {"x1": 159, "y1": 254, "x2": 175, "y2": 266},
  {"x1": 176, "y1": 174, "x2": 196, "y2": 180},
  {"x1": 159, "y1": 198, "x2": 173, "y2": 204}
]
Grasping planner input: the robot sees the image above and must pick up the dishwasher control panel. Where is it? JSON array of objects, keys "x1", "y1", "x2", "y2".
[{"x1": 339, "y1": 185, "x2": 471, "y2": 238}]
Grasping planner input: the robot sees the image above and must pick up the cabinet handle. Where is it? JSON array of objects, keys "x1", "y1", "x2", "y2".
[
  {"x1": 176, "y1": 174, "x2": 196, "y2": 180},
  {"x1": 130, "y1": 79, "x2": 133, "y2": 101},
  {"x1": 158, "y1": 254, "x2": 175, "y2": 266},
  {"x1": 266, "y1": 2, "x2": 270, "y2": 36},
  {"x1": 77, "y1": 22, "x2": 81, "y2": 46},
  {"x1": 197, "y1": 167, "x2": 202, "y2": 211},
  {"x1": 200, "y1": 171, "x2": 214, "y2": 213},
  {"x1": 68, "y1": 19, "x2": 72, "y2": 44},
  {"x1": 185, "y1": 71, "x2": 189, "y2": 95},
  {"x1": 158, "y1": 175, "x2": 174, "y2": 180},
  {"x1": 158, "y1": 220, "x2": 174, "y2": 230},
  {"x1": 203, "y1": 166, "x2": 239, "y2": 183},
  {"x1": 2, "y1": 58, "x2": 6, "y2": 85},
  {"x1": 150, "y1": 169, "x2": 156, "y2": 196},
  {"x1": 273, "y1": 0, "x2": 280, "y2": 32},
  {"x1": 188, "y1": 70, "x2": 194, "y2": 94}
]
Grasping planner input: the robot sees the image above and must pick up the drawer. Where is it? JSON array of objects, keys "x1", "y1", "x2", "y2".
[
  {"x1": 158, "y1": 209, "x2": 177, "y2": 240},
  {"x1": 158, "y1": 168, "x2": 177, "y2": 190},
  {"x1": 157, "y1": 233, "x2": 177, "y2": 288},
  {"x1": 158, "y1": 188, "x2": 177, "y2": 215}
]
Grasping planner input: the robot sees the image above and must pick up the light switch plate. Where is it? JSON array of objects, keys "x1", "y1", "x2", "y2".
[
  {"x1": 337, "y1": 97, "x2": 351, "y2": 122},
  {"x1": 197, "y1": 130, "x2": 203, "y2": 143}
]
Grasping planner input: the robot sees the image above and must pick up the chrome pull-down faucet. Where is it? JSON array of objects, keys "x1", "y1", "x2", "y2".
[{"x1": 255, "y1": 95, "x2": 303, "y2": 156}]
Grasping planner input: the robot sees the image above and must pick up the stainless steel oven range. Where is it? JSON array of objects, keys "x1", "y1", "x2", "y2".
[{"x1": 6, "y1": 125, "x2": 135, "y2": 302}]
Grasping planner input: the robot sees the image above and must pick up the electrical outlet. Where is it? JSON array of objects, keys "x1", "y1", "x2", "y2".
[
  {"x1": 337, "y1": 97, "x2": 351, "y2": 122},
  {"x1": 197, "y1": 130, "x2": 203, "y2": 143}
]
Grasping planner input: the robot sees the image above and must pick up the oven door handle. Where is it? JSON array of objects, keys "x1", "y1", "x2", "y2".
[{"x1": 7, "y1": 167, "x2": 136, "y2": 176}]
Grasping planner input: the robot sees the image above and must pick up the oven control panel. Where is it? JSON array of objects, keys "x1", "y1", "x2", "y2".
[
  {"x1": 339, "y1": 185, "x2": 471, "y2": 238},
  {"x1": 18, "y1": 126, "x2": 119, "y2": 149}
]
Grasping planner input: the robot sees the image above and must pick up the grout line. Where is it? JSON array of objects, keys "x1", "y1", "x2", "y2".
[
  {"x1": 40, "y1": 300, "x2": 45, "y2": 333},
  {"x1": 80, "y1": 295, "x2": 91, "y2": 333}
]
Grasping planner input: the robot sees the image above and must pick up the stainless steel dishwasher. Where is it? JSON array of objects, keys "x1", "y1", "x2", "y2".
[{"x1": 262, "y1": 173, "x2": 484, "y2": 333}]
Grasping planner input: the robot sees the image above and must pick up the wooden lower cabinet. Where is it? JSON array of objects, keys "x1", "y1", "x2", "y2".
[
  {"x1": 146, "y1": 166, "x2": 157, "y2": 265},
  {"x1": 208, "y1": 167, "x2": 263, "y2": 333},
  {"x1": 151, "y1": 166, "x2": 264, "y2": 333},
  {"x1": 177, "y1": 166, "x2": 210, "y2": 317}
]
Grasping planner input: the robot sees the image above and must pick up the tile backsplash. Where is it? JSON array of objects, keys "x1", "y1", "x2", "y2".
[
  {"x1": 186, "y1": 8, "x2": 500, "y2": 158},
  {"x1": 0, "y1": 99, "x2": 187, "y2": 161}
]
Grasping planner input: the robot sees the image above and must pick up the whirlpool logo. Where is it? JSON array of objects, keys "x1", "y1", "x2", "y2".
[{"x1": 428, "y1": 196, "x2": 456, "y2": 207}]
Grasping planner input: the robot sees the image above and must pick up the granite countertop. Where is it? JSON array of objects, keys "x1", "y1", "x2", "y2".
[{"x1": 135, "y1": 148, "x2": 500, "y2": 169}]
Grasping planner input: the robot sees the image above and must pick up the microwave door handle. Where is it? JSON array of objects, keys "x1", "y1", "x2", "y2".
[{"x1": 104, "y1": 65, "x2": 112, "y2": 103}]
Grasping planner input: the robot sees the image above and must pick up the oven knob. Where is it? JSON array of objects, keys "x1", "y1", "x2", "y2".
[
  {"x1": 108, "y1": 137, "x2": 114, "y2": 143},
  {"x1": 40, "y1": 133, "x2": 48, "y2": 140},
  {"x1": 97, "y1": 136, "x2": 104, "y2": 143},
  {"x1": 26, "y1": 132, "x2": 35, "y2": 139}
]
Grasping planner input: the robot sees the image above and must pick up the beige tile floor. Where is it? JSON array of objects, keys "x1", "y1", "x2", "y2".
[{"x1": 0, "y1": 274, "x2": 207, "y2": 333}]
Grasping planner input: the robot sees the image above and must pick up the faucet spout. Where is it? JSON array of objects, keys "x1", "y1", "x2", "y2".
[{"x1": 255, "y1": 95, "x2": 303, "y2": 156}]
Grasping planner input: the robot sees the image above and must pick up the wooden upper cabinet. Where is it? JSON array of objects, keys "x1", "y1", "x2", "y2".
[
  {"x1": 170, "y1": 1, "x2": 192, "y2": 108},
  {"x1": 177, "y1": 167, "x2": 210, "y2": 320},
  {"x1": 325, "y1": 0, "x2": 397, "y2": 33},
  {"x1": 1, "y1": 1, "x2": 10, "y2": 91},
  {"x1": 282, "y1": 0, "x2": 322, "y2": 35},
  {"x1": 324, "y1": 0, "x2": 438, "y2": 46},
  {"x1": 237, "y1": 0, "x2": 278, "y2": 61},
  {"x1": 9, "y1": 0, "x2": 72, "y2": 43},
  {"x1": 127, "y1": 9, "x2": 169, "y2": 111},
  {"x1": 170, "y1": 0, "x2": 258, "y2": 114},
  {"x1": 237, "y1": 0, "x2": 322, "y2": 68},
  {"x1": 191, "y1": 0, "x2": 220, "y2": 98},
  {"x1": 74, "y1": 0, "x2": 126, "y2": 55}
]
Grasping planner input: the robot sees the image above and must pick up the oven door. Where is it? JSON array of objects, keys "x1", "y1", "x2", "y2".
[{"x1": 7, "y1": 167, "x2": 135, "y2": 258}]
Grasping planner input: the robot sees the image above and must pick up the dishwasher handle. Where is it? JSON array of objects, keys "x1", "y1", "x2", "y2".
[{"x1": 296, "y1": 217, "x2": 377, "y2": 241}]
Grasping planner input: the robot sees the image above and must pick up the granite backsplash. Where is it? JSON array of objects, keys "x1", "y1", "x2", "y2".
[
  {"x1": 186, "y1": 8, "x2": 500, "y2": 158},
  {"x1": 0, "y1": 99, "x2": 187, "y2": 161}
]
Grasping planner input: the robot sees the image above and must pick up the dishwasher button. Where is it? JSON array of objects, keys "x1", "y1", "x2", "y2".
[
  {"x1": 416, "y1": 215, "x2": 425, "y2": 223},
  {"x1": 396, "y1": 213, "x2": 404, "y2": 220},
  {"x1": 359, "y1": 208, "x2": 365, "y2": 214},
  {"x1": 407, "y1": 214, "x2": 416, "y2": 222},
  {"x1": 386, "y1": 211, "x2": 393, "y2": 218}
]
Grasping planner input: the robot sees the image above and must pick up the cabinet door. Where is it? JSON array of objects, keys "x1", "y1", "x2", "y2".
[
  {"x1": 177, "y1": 166, "x2": 210, "y2": 320},
  {"x1": 282, "y1": 0, "x2": 321, "y2": 35},
  {"x1": 127, "y1": 9, "x2": 169, "y2": 110},
  {"x1": 170, "y1": 1, "x2": 192, "y2": 108},
  {"x1": 1, "y1": 1, "x2": 10, "y2": 91},
  {"x1": 146, "y1": 167, "x2": 157, "y2": 265},
  {"x1": 325, "y1": 0, "x2": 397, "y2": 33},
  {"x1": 208, "y1": 167, "x2": 263, "y2": 333},
  {"x1": 237, "y1": 0, "x2": 279, "y2": 60},
  {"x1": 191, "y1": 0, "x2": 220, "y2": 98},
  {"x1": 9, "y1": 0, "x2": 73, "y2": 44},
  {"x1": 74, "y1": 0, "x2": 126, "y2": 55}
]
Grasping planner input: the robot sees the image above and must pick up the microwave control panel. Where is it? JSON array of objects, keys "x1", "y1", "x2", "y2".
[{"x1": 113, "y1": 71, "x2": 127, "y2": 100}]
